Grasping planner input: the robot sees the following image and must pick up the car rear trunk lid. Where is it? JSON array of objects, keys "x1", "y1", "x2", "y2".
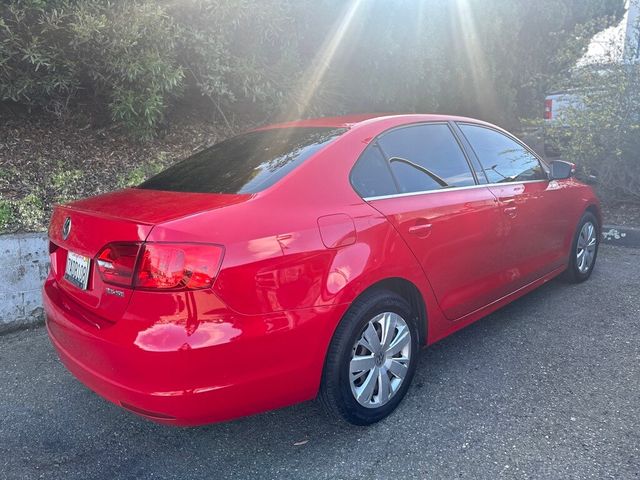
[{"x1": 47, "y1": 188, "x2": 248, "y2": 324}]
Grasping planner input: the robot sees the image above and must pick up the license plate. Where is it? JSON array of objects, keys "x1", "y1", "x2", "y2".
[{"x1": 64, "y1": 251, "x2": 91, "y2": 290}]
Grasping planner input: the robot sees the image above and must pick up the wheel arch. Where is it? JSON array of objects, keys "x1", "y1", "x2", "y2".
[
  {"x1": 585, "y1": 203, "x2": 602, "y2": 233},
  {"x1": 350, "y1": 277, "x2": 428, "y2": 346}
]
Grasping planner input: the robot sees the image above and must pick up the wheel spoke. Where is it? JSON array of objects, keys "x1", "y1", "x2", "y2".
[
  {"x1": 350, "y1": 355, "x2": 376, "y2": 373},
  {"x1": 387, "y1": 358, "x2": 408, "y2": 379},
  {"x1": 356, "y1": 368, "x2": 378, "y2": 404},
  {"x1": 579, "y1": 229, "x2": 588, "y2": 247},
  {"x1": 386, "y1": 327, "x2": 410, "y2": 356},
  {"x1": 377, "y1": 368, "x2": 390, "y2": 404},
  {"x1": 380, "y1": 313, "x2": 397, "y2": 349},
  {"x1": 360, "y1": 322, "x2": 381, "y2": 353}
]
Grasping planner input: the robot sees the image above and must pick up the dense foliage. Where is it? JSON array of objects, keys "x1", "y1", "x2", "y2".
[
  {"x1": 547, "y1": 63, "x2": 640, "y2": 203},
  {"x1": 0, "y1": 0, "x2": 633, "y2": 233},
  {"x1": 1, "y1": 0, "x2": 625, "y2": 136}
]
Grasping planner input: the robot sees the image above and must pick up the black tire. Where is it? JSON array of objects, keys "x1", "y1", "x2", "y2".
[
  {"x1": 319, "y1": 289, "x2": 420, "y2": 426},
  {"x1": 561, "y1": 211, "x2": 599, "y2": 283}
]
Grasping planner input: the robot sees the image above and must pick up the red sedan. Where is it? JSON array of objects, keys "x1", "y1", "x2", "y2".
[{"x1": 44, "y1": 114, "x2": 601, "y2": 426}]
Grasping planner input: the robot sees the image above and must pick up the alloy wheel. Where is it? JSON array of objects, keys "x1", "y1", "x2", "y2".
[
  {"x1": 576, "y1": 221, "x2": 597, "y2": 274},
  {"x1": 349, "y1": 312, "x2": 412, "y2": 408}
]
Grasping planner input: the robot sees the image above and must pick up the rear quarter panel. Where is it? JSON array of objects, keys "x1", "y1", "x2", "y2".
[{"x1": 147, "y1": 119, "x2": 450, "y2": 344}]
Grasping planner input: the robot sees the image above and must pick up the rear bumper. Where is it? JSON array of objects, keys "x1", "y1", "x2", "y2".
[{"x1": 43, "y1": 277, "x2": 348, "y2": 425}]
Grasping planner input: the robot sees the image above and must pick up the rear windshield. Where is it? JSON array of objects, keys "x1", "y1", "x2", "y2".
[{"x1": 138, "y1": 127, "x2": 346, "y2": 194}]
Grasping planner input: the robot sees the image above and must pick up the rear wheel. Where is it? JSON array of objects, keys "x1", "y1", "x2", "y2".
[
  {"x1": 319, "y1": 289, "x2": 419, "y2": 425},
  {"x1": 562, "y1": 211, "x2": 599, "y2": 283}
]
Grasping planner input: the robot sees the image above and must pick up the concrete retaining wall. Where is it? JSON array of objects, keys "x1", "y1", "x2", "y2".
[{"x1": 0, "y1": 233, "x2": 49, "y2": 333}]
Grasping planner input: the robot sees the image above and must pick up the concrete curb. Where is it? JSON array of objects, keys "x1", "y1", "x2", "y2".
[{"x1": 601, "y1": 225, "x2": 640, "y2": 249}]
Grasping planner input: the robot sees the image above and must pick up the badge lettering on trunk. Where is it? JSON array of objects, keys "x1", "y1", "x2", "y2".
[{"x1": 105, "y1": 287, "x2": 125, "y2": 298}]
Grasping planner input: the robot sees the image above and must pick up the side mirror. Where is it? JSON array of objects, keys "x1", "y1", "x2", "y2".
[{"x1": 549, "y1": 160, "x2": 575, "y2": 180}]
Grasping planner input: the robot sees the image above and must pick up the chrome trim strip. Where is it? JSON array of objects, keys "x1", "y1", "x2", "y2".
[{"x1": 362, "y1": 179, "x2": 549, "y2": 202}]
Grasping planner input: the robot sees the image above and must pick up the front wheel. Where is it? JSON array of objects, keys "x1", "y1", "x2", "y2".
[
  {"x1": 562, "y1": 211, "x2": 599, "y2": 283},
  {"x1": 319, "y1": 289, "x2": 419, "y2": 425}
]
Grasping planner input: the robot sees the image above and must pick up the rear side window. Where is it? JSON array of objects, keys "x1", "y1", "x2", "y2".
[
  {"x1": 458, "y1": 124, "x2": 546, "y2": 183},
  {"x1": 376, "y1": 124, "x2": 475, "y2": 194},
  {"x1": 350, "y1": 144, "x2": 398, "y2": 198},
  {"x1": 139, "y1": 127, "x2": 346, "y2": 194}
]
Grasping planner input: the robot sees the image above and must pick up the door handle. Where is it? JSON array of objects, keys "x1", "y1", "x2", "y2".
[
  {"x1": 408, "y1": 222, "x2": 432, "y2": 238},
  {"x1": 503, "y1": 206, "x2": 517, "y2": 218}
]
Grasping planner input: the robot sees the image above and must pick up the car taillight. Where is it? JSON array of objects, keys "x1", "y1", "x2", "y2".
[
  {"x1": 96, "y1": 243, "x2": 141, "y2": 287},
  {"x1": 96, "y1": 242, "x2": 224, "y2": 290},
  {"x1": 544, "y1": 99, "x2": 553, "y2": 120},
  {"x1": 135, "y1": 243, "x2": 224, "y2": 290}
]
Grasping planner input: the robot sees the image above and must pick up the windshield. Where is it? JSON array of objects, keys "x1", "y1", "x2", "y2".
[{"x1": 138, "y1": 127, "x2": 346, "y2": 194}]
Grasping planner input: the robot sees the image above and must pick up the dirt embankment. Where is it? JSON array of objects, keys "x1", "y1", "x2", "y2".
[{"x1": 0, "y1": 113, "x2": 246, "y2": 233}]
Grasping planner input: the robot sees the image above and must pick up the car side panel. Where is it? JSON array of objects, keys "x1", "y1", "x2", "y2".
[
  {"x1": 487, "y1": 180, "x2": 571, "y2": 289},
  {"x1": 369, "y1": 187, "x2": 518, "y2": 321}
]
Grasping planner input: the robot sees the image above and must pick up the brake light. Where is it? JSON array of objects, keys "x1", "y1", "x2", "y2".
[
  {"x1": 96, "y1": 242, "x2": 224, "y2": 290},
  {"x1": 135, "y1": 243, "x2": 224, "y2": 290},
  {"x1": 96, "y1": 243, "x2": 141, "y2": 287},
  {"x1": 544, "y1": 98, "x2": 553, "y2": 120}
]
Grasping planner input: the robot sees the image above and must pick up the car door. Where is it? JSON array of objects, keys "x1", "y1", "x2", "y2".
[
  {"x1": 351, "y1": 122, "x2": 513, "y2": 321},
  {"x1": 457, "y1": 123, "x2": 572, "y2": 289}
]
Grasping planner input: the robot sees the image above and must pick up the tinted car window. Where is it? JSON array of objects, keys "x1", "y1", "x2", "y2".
[
  {"x1": 376, "y1": 124, "x2": 475, "y2": 194},
  {"x1": 350, "y1": 144, "x2": 398, "y2": 198},
  {"x1": 458, "y1": 124, "x2": 546, "y2": 183},
  {"x1": 139, "y1": 127, "x2": 346, "y2": 194}
]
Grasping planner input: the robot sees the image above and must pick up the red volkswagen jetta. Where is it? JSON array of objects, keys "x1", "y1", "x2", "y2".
[{"x1": 44, "y1": 114, "x2": 601, "y2": 426}]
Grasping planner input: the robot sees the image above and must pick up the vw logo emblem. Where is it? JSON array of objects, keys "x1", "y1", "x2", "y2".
[{"x1": 62, "y1": 217, "x2": 72, "y2": 240}]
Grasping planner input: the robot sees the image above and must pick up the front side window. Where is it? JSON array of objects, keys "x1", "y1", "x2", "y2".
[
  {"x1": 139, "y1": 127, "x2": 346, "y2": 194},
  {"x1": 458, "y1": 124, "x2": 546, "y2": 184},
  {"x1": 376, "y1": 124, "x2": 476, "y2": 194}
]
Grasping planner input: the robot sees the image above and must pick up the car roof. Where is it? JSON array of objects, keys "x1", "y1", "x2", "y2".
[{"x1": 255, "y1": 113, "x2": 492, "y2": 130}]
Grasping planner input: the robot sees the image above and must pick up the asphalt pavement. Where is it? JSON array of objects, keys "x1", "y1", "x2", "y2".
[{"x1": 1, "y1": 245, "x2": 639, "y2": 480}]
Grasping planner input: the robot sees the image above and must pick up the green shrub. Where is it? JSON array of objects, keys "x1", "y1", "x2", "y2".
[
  {"x1": 1, "y1": 0, "x2": 184, "y2": 138},
  {"x1": 1, "y1": 0, "x2": 625, "y2": 136},
  {"x1": 12, "y1": 193, "x2": 46, "y2": 231},
  {"x1": 169, "y1": 0, "x2": 300, "y2": 120},
  {"x1": 70, "y1": 1, "x2": 184, "y2": 138},
  {"x1": 547, "y1": 63, "x2": 640, "y2": 204},
  {"x1": 116, "y1": 152, "x2": 172, "y2": 188},
  {"x1": 0, "y1": 199, "x2": 12, "y2": 231},
  {"x1": 51, "y1": 167, "x2": 83, "y2": 204},
  {"x1": 0, "y1": 1, "x2": 79, "y2": 115}
]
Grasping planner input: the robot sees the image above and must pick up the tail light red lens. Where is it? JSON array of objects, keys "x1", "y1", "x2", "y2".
[
  {"x1": 96, "y1": 243, "x2": 141, "y2": 287},
  {"x1": 96, "y1": 242, "x2": 223, "y2": 291},
  {"x1": 135, "y1": 243, "x2": 223, "y2": 290},
  {"x1": 544, "y1": 99, "x2": 553, "y2": 120}
]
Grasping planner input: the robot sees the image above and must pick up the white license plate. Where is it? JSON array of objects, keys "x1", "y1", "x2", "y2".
[{"x1": 64, "y1": 251, "x2": 91, "y2": 290}]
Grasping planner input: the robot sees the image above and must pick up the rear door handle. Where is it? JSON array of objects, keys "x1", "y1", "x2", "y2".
[
  {"x1": 500, "y1": 197, "x2": 517, "y2": 218},
  {"x1": 503, "y1": 206, "x2": 517, "y2": 218},
  {"x1": 408, "y1": 222, "x2": 432, "y2": 238}
]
